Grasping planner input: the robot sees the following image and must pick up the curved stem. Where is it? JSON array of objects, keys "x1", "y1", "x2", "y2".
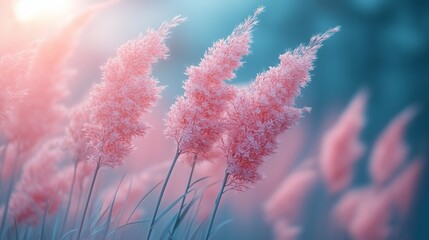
[
  {"x1": 0, "y1": 147, "x2": 19, "y2": 238},
  {"x1": 146, "y1": 148, "x2": 181, "y2": 240},
  {"x1": 171, "y1": 156, "x2": 196, "y2": 237},
  {"x1": 61, "y1": 160, "x2": 78, "y2": 235},
  {"x1": 76, "y1": 158, "x2": 101, "y2": 240},
  {"x1": 204, "y1": 171, "x2": 229, "y2": 240}
]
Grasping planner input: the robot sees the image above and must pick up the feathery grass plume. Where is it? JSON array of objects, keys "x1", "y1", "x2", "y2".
[
  {"x1": 225, "y1": 27, "x2": 340, "y2": 189},
  {"x1": 349, "y1": 189, "x2": 392, "y2": 240},
  {"x1": 85, "y1": 16, "x2": 185, "y2": 168},
  {"x1": 263, "y1": 164, "x2": 317, "y2": 222},
  {"x1": 165, "y1": 7, "x2": 263, "y2": 159},
  {"x1": 0, "y1": 49, "x2": 34, "y2": 121},
  {"x1": 79, "y1": 16, "x2": 184, "y2": 240},
  {"x1": 205, "y1": 26, "x2": 339, "y2": 240},
  {"x1": 8, "y1": 140, "x2": 66, "y2": 224},
  {"x1": 386, "y1": 159, "x2": 423, "y2": 216},
  {"x1": 273, "y1": 219, "x2": 300, "y2": 240},
  {"x1": 369, "y1": 107, "x2": 417, "y2": 186},
  {"x1": 229, "y1": 125, "x2": 307, "y2": 219},
  {"x1": 1, "y1": 5, "x2": 103, "y2": 154},
  {"x1": 319, "y1": 91, "x2": 366, "y2": 193}
]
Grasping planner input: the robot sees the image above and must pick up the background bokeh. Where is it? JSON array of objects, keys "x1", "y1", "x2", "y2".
[{"x1": 1, "y1": 0, "x2": 428, "y2": 239}]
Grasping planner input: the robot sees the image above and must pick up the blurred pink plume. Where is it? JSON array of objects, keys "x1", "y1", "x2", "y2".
[
  {"x1": 349, "y1": 189, "x2": 392, "y2": 240},
  {"x1": 264, "y1": 165, "x2": 317, "y2": 222},
  {"x1": 369, "y1": 106, "x2": 417, "y2": 186},
  {"x1": 0, "y1": 49, "x2": 34, "y2": 120},
  {"x1": 333, "y1": 188, "x2": 370, "y2": 230},
  {"x1": 1, "y1": 5, "x2": 104, "y2": 154},
  {"x1": 9, "y1": 140, "x2": 66, "y2": 224},
  {"x1": 319, "y1": 91, "x2": 367, "y2": 193},
  {"x1": 387, "y1": 159, "x2": 423, "y2": 216}
]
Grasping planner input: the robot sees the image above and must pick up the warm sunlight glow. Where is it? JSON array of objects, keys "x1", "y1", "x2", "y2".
[{"x1": 13, "y1": 0, "x2": 72, "y2": 23}]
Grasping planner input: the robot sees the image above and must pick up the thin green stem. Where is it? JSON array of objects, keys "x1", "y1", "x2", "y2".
[
  {"x1": 61, "y1": 160, "x2": 78, "y2": 235},
  {"x1": 204, "y1": 171, "x2": 229, "y2": 240},
  {"x1": 171, "y1": 156, "x2": 196, "y2": 237},
  {"x1": 0, "y1": 145, "x2": 19, "y2": 238},
  {"x1": 146, "y1": 148, "x2": 181, "y2": 240},
  {"x1": 76, "y1": 158, "x2": 101, "y2": 240}
]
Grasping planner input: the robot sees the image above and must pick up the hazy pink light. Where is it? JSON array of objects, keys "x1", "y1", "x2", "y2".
[{"x1": 13, "y1": 0, "x2": 73, "y2": 23}]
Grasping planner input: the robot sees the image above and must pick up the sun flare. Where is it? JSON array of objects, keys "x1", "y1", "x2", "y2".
[{"x1": 13, "y1": 0, "x2": 72, "y2": 23}]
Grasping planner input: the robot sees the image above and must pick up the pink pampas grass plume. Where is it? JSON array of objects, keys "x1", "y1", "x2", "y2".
[
  {"x1": 387, "y1": 159, "x2": 423, "y2": 216},
  {"x1": 264, "y1": 164, "x2": 317, "y2": 222},
  {"x1": 84, "y1": 16, "x2": 185, "y2": 167},
  {"x1": 225, "y1": 27, "x2": 339, "y2": 189},
  {"x1": 8, "y1": 140, "x2": 66, "y2": 224},
  {"x1": 230, "y1": 124, "x2": 307, "y2": 218},
  {"x1": 273, "y1": 219, "x2": 301, "y2": 240},
  {"x1": 369, "y1": 106, "x2": 417, "y2": 186},
  {"x1": 165, "y1": 7, "x2": 263, "y2": 159},
  {"x1": 319, "y1": 91, "x2": 367, "y2": 193}
]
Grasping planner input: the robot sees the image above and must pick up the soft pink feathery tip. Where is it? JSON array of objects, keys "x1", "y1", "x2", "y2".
[
  {"x1": 233, "y1": 6, "x2": 264, "y2": 36},
  {"x1": 158, "y1": 15, "x2": 187, "y2": 36},
  {"x1": 301, "y1": 26, "x2": 340, "y2": 57}
]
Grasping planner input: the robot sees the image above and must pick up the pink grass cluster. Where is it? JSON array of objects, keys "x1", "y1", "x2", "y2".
[
  {"x1": 319, "y1": 91, "x2": 367, "y2": 193},
  {"x1": 9, "y1": 140, "x2": 66, "y2": 224},
  {"x1": 225, "y1": 27, "x2": 339, "y2": 188},
  {"x1": 369, "y1": 107, "x2": 417, "y2": 186},
  {"x1": 84, "y1": 17, "x2": 185, "y2": 167},
  {"x1": 165, "y1": 8, "x2": 263, "y2": 159},
  {"x1": 264, "y1": 164, "x2": 317, "y2": 222},
  {"x1": 333, "y1": 159, "x2": 423, "y2": 240}
]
